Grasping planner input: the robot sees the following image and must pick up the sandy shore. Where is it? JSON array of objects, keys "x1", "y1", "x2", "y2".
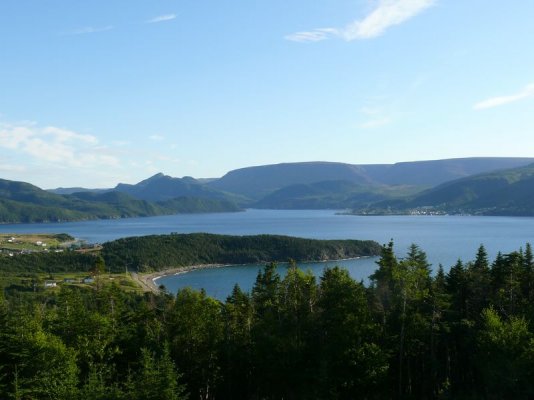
[{"x1": 132, "y1": 264, "x2": 229, "y2": 293}]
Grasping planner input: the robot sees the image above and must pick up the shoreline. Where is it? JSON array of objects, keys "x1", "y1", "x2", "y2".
[
  {"x1": 134, "y1": 264, "x2": 231, "y2": 293},
  {"x1": 133, "y1": 256, "x2": 374, "y2": 294}
]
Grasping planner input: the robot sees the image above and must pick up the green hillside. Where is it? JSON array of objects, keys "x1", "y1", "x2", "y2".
[
  {"x1": 0, "y1": 178, "x2": 241, "y2": 223},
  {"x1": 252, "y1": 180, "x2": 419, "y2": 209},
  {"x1": 360, "y1": 163, "x2": 534, "y2": 216}
]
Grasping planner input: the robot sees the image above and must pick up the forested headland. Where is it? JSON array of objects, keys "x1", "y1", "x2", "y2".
[
  {"x1": 1, "y1": 241, "x2": 534, "y2": 399},
  {"x1": 101, "y1": 233, "x2": 382, "y2": 272},
  {"x1": 0, "y1": 233, "x2": 381, "y2": 274}
]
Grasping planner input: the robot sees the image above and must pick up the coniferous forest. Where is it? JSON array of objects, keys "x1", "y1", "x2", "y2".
[{"x1": 1, "y1": 242, "x2": 534, "y2": 399}]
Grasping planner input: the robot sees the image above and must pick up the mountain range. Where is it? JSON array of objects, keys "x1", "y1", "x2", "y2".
[
  {"x1": 2, "y1": 157, "x2": 534, "y2": 223},
  {"x1": 207, "y1": 158, "x2": 534, "y2": 199}
]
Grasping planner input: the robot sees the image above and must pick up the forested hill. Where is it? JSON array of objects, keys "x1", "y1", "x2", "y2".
[
  {"x1": 367, "y1": 162, "x2": 534, "y2": 215},
  {"x1": 114, "y1": 173, "x2": 244, "y2": 203},
  {"x1": 101, "y1": 233, "x2": 382, "y2": 272},
  {"x1": 0, "y1": 178, "x2": 241, "y2": 223},
  {"x1": 251, "y1": 180, "x2": 419, "y2": 209}
]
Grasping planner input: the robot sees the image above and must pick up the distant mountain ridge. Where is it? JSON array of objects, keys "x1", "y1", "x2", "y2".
[
  {"x1": 208, "y1": 158, "x2": 534, "y2": 199},
  {"x1": 114, "y1": 173, "x2": 245, "y2": 204}
]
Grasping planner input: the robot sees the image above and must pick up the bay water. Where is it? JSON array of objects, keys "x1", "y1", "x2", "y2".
[{"x1": 1, "y1": 209, "x2": 532, "y2": 299}]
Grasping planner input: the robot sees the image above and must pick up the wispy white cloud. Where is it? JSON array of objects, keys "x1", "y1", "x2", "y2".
[
  {"x1": 147, "y1": 14, "x2": 177, "y2": 24},
  {"x1": 286, "y1": 0, "x2": 435, "y2": 43},
  {"x1": 343, "y1": 0, "x2": 436, "y2": 40},
  {"x1": 67, "y1": 25, "x2": 114, "y2": 35},
  {"x1": 0, "y1": 122, "x2": 118, "y2": 168},
  {"x1": 474, "y1": 83, "x2": 534, "y2": 110},
  {"x1": 0, "y1": 120, "x2": 193, "y2": 187}
]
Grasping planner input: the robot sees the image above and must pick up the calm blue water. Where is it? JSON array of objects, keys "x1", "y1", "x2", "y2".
[
  {"x1": 154, "y1": 259, "x2": 380, "y2": 301},
  {"x1": 1, "y1": 209, "x2": 533, "y2": 299}
]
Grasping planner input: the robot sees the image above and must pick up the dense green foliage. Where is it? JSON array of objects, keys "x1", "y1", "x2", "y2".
[
  {"x1": 101, "y1": 233, "x2": 382, "y2": 272},
  {"x1": 0, "y1": 178, "x2": 241, "y2": 223},
  {"x1": 0, "y1": 251, "x2": 97, "y2": 274},
  {"x1": 2, "y1": 243, "x2": 534, "y2": 399}
]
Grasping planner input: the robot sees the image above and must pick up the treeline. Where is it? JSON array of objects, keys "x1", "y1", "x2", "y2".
[
  {"x1": 2, "y1": 243, "x2": 534, "y2": 399},
  {"x1": 101, "y1": 233, "x2": 382, "y2": 272},
  {"x1": 0, "y1": 251, "x2": 97, "y2": 274}
]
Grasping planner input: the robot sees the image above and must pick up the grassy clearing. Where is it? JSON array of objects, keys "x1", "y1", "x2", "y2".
[
  {"x1": 0, "y1": 271, "x2": 144, "y2": 294},
  {"x1": 0, "y1": 233, "x2": 75, "y2": 252}
]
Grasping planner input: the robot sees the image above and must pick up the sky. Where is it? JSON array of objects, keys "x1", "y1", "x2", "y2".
[{"x1": 1, "y1": 0, "x2": 533, "y2": 188}]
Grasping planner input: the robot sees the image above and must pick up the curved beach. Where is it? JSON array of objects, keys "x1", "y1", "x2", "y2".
[{"x1": 133, "y1": 264, "x2": 229, "y2": 293}]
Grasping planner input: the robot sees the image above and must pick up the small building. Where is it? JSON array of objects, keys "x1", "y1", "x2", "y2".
[
  {"x1": 82, "y1": 277, "x2": 95, "y2": 284},
  {"x1": 44, "y1": 281, "x2": 57, "y2": 288},
  {"x1": 63, "y1": 278, "x2": 75, "y2": 284}
]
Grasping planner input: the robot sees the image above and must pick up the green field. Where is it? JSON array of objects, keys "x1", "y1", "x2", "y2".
[
  {"x1": 0, "y1": 233, "x2": 75, "y2": 252},
  {"x1": 0, "y1": 270, "x2": 143, "y2": 294}
]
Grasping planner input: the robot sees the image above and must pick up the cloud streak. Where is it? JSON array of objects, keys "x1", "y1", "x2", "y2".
[
  {"x1": 286, "y1": 0, "x2": 435, "y2": 43},
  {"x1": 147, "y1": 14, "x2": 177, "y2": 24},
  {"x1": 474, "y1": 84, "x2": 534, "y2": 110}
]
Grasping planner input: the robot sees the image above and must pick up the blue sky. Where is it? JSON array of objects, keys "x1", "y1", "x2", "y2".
[{"x1": 1, "y1": 0, "x2": 533, "y2": 188}]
